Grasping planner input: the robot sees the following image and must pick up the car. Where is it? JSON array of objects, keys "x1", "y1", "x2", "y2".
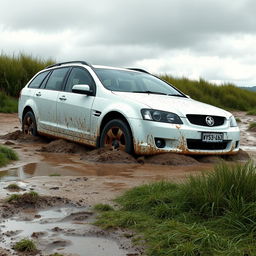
[{"x1": 18, "y1": 60, "x2": 240, "y2": 155}]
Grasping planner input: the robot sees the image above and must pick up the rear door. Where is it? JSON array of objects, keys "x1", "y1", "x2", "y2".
[
  {"x1": 34, "y1": 67, "x2": 70, "y2": 132},
  {"x1": 56, "y1": 67, "x2": 96, "y2": 140}
]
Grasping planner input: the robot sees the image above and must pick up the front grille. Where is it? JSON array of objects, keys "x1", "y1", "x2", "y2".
[
  {"x1": 186, "y1": 115, "x2": 225, "y2": 127},
  {"x1": 187, "y1": 139, "x2": 229, "y2": 150}
]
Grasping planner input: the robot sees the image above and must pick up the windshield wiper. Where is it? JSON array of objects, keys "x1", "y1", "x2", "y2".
[
  {"x1": 167, "y1": 94, "x2": 185, "y2": 97},
  {"x1": 132, "y1": 91, "x2": 168, "y2": 95}
]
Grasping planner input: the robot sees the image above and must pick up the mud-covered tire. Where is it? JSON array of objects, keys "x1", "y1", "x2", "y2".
[
  {"x1": 100, "y1": 119, "x2": 133, "y2": 154},
  {"x1": 22, "y1": 111, "x2": 38, "y2": 136}
]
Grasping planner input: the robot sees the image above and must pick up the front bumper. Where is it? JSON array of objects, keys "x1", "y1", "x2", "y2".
[{"x1": 129, "y1": 117, "x2": 240, "y2": 155}]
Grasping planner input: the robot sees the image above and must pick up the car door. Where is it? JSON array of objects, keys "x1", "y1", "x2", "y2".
[
  {"x1": 34, "y1": 67, "x2": 70, "y2": 132},
  {"x1": 56, "y1": 67, "x2": 96, "y2": 140}
]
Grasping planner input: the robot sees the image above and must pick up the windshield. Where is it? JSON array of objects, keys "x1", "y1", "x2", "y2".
[{"x1": 94, "y1": 68, "x2": 185, "y2": 97}]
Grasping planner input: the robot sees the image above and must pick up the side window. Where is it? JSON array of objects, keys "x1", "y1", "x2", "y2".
[
  {"x1": 44, "y1": 68, "x2": 69, "y2": 91},
  {"x1": 28, "y1": 71, "x2": 49, "y2": 89},
  {"x1": 65, "y1": 67, "x2": 95, "y2": 93}
]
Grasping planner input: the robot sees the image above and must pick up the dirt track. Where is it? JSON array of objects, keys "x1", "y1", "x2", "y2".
[{"x1": 0, "y1": 113, "x2": 255, "y2": 256}]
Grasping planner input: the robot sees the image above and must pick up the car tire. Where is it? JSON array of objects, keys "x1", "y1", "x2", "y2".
[
  {"x1": 100, "y1": 119, "x2": 133, "y2": 154},
  {"x1": 22, "y1": 111, "x2": 38, "y2": 136}
]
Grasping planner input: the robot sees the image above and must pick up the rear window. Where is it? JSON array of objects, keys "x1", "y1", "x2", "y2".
[
  {"x1": 28, "y1": 71, "x2": 50, "y2": 89},
  {"x1": 44, "y1": 68, "x2": 69, "y2": 91}
]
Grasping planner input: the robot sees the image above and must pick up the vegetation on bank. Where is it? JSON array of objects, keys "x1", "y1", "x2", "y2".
[
  {"x1": 0, "y1": 145, "x2": 18, "y2": 167},
  {"x1": 0, "y1": 91, "x2": 18, "y2": 113},
  {"x1": 0, "y1": 53, "x2": 54, "y2": 97},
  {"x1": 161, "y1": 75, "x2": 256, "y2": 111},
  {"x1": 96, "y1": 162, "x2": 256, "y2": 256},
  {"x1": 13, "y1": 239, "x2": 37, "y2": 252}
]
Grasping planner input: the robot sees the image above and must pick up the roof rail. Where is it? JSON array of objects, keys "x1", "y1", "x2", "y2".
[
  {"x1": 45, "y1": 61, "x2": 92, "y2": 69},
  {"x1": 128, "y1": 68, "x2": 150, "y2": 74}
]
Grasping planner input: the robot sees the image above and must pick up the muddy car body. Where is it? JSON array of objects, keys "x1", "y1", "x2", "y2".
[{"x1": 18, "y1": 61, "x2": 240, "y2": 155}]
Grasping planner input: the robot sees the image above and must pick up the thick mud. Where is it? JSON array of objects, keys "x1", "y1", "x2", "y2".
[{"x1": 0, "y1": 112, "x2": 255, "y2": 255}]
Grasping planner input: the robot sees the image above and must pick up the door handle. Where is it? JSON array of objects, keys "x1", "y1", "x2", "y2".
[
  {"x1": 59, "y1": 96, "x2": 67, "y2": 101},
  {"x1": 36, "y1": 92, "x2": 41, "y2": 97}
]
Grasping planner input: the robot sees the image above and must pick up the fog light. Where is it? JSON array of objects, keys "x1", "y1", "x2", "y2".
[{"x1": 155, "y1": 138, "x2": 166, "y2": 148}]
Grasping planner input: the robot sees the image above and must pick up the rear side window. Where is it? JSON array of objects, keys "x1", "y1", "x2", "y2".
[
  {"x1": 44, "y1": 68, "x2": 69, "y2": 91},
  {"x1": 28, "y1": 71, "x2": 49, "y2": 89}
]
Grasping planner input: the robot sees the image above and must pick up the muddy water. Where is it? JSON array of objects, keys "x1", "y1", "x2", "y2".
[{"x1": 0, "y1": 207, "x2": 131, "y2": 256}]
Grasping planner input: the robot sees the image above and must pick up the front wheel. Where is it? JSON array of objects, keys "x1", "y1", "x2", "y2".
[
  {"x1": 99, "y1": 119, "x2": 133, "y2": 154},
  {"x1": 22, "y1": 111, "x2": 38, "y2": 136}
]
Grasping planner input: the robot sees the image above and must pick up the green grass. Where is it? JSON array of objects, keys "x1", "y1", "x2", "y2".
[
  {"x1": 247, "y1": 109, "x2": 256, "y2": 115},
  {"x1": 0, "y1": 145, "x2": 18, "y2": 167},
  {"x1": 161, "y1": 75, "x2": 256, "y2": 111},
  {"x1": 0, "y1": 53, "x2": 54, "y2": 97},
  {"x1": 6, "y1": 191, "x2": 39, "y2": 202},
  {"x1": 49, "y1": 253, "x2": 64, "y2": 256},
  {"x1": 248, "y1": 122, "x2": 256, "y2": 130},
  {"x1": 49, "y1": 173, "x2": 61, "y2": 176},
  {"x1": 96, "y1": 162, "x2": 256, "y2": 256},
  {"x1": 13, "y1": 239, "x2": 37, "y2": 252},
  {"x1": 94, "y1": 203, "x2": 114, "y2": 212},
  {"x1": 235, "y1": 118, "x2": 241, "y2": 123},
  {"x1": 6, "y1": 183, "x2": 21, "y2": 190},
  {"x1": 0, "y1": 91, "x2": 18, "y2": 113}
]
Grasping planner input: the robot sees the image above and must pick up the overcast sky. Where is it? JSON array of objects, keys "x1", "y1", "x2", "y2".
[{"x1": 0, "y1": 0, "x2": 256, "y2": 87}]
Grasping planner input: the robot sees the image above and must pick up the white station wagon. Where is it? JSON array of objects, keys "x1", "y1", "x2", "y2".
[{"x1": 18, "y1": 61, "x2": 240, "y2": 155}]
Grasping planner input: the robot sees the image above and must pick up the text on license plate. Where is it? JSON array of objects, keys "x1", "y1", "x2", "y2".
[{"x1": 202, "y1": 133, "x2": 224, "y2": 142}]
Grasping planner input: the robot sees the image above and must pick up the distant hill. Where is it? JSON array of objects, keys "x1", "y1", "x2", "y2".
[{"x1": 240, "y1": 86, "x2": 256, "y2": 92}]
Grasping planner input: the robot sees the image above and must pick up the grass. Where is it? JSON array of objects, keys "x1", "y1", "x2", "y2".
[
  {"x1": 0, "y1": 91, "x2": 18, "y2": 113},
  {"x1": 49, "y1": 253, "x2": 64, "y2": 256},
  {"x1": 94, "y1": 203, "x2": 114, "y2": 212},
  {"x1": 6, "y1": 183, "x2": 21, "y2": 190},
  {"x1": 247, "y1": 109, "x2": 256, "y2": 115},
  {"x1": 161, "y1": 75, "x2": 256, "y2": 112},
  {"x1": 0, "y1": 53, "x2": 54, "y2": 97},
  {"x1": 235, "y1": 117, "x2": 241, "y2": 123},
  {"x1": 13, "y1": 238, "x2": 37, "y2": 252},
  {"x1": 0, "y1": 145, "x2": 18, "y2": 167},
  {"x1": 49, "y1": 173, "x2": 61, "y2": 176},
  {"x1": 248, "y1": 122, "x2": 256, "y2": 130},
  {"x1": 96, "y1": 162, "x2": 256, "y2": 255},
  {"x1": 6, "y1": 191, "x2": 39, "y2": 202}
]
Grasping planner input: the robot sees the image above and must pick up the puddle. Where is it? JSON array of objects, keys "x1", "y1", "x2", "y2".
[
  {"x1": 0, "y1": 161, "x2": 135, "y2": 182},
  {"x1": 0, "y1": 207, "x2": 131, "y2": 256}
]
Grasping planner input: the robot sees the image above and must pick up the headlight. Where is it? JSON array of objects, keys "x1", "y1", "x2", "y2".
[
  {"x1": 141, "y1": 109, "x2": 183, "y2": 124},
  {"x1": 229, "y1": 115, "x2": 237, "y2": 127}
]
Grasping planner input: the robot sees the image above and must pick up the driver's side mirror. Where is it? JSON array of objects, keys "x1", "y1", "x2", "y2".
[{"x1": 72, "y1": 84, "x2": 93, "y2": 95}]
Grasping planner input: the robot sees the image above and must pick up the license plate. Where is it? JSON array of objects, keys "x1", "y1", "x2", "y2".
[{"x1": 202, "y1": 133, "x2": 224, "y2": 142}]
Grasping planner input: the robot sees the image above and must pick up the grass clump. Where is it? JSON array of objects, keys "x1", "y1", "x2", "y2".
[
  {"x1": 49, "y1": 253, "x2": 64, "y2": 256},
  {"x1": 248, "y1": 122, "x2": 256, "y2": 131},
  {"x1": 94, "y1": 204, "x2": 114, "y2": 212},
  {"x1": 247, "y1": 109, "x2": 256, "y2": 115},
  {"x1": 13, "y1": 238, "x2": 37, "y2": 252},
  {"x1": 0, "y1": 145, "x2": 18, "y2": 167},
  {"x1": 6, "y1": 183, "x2": 21, "y2": 190},
  {"x1": 49, "y1": 173, "x2": 61, "y2": 176},
  {"x1": 96, "y1": 162, "x2": 256, "y2": 255},
  {"x1": 6, "y1": 191, "x2": 39, "y2": 203}
]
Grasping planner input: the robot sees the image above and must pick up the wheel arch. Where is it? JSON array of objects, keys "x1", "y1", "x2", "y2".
[
  {"x1": 22, "y1": 106, "x2": 35, "y2": 121},
  {"x1": 97, "y1": 111, "x2": 134, "y2": 147}
]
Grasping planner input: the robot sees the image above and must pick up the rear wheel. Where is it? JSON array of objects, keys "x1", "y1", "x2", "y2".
[
  {"x1": 22, "y1": 111, "x2": 37, "y2": 136},
  {"x1": 100, "y1": 119, "x2": 133, "y2": 154}
]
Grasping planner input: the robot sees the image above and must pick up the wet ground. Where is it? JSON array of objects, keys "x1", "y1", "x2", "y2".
[{"x1": 0, "y1": 112, "x2": 255, "y2": 256}]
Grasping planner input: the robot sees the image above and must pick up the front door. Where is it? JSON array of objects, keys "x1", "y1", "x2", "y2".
[{"x1": 57, "y1": 67, "x2": 96, "y2": 140}]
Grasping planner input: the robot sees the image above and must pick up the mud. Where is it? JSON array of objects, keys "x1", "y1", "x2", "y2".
[
  {"x1": 0, "y1": 112, "x2": 256, "y2": 255},
  {"x1": 39, "y1": 139, "x2": 87, "y2": 154}
]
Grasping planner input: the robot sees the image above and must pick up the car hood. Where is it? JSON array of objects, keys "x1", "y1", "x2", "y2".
[{"x1": 113, "y1": 92, "x2": 232, "y2": 118}]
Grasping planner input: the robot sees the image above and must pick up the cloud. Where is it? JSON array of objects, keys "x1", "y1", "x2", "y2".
[{"x1": 0, "y1": 0, "x2": 256, "y2": 86}]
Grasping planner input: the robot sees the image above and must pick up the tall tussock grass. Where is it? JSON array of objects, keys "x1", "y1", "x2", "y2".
[
  {"x1": 96, "y1": 162, "x2": 256, "y2": 255},
  {"x1": 0, "y1": 53, "x2": 54, "y2": 97},
  {"x1": 161, "y1": 75, "x2": 256, "y2": 111}
]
